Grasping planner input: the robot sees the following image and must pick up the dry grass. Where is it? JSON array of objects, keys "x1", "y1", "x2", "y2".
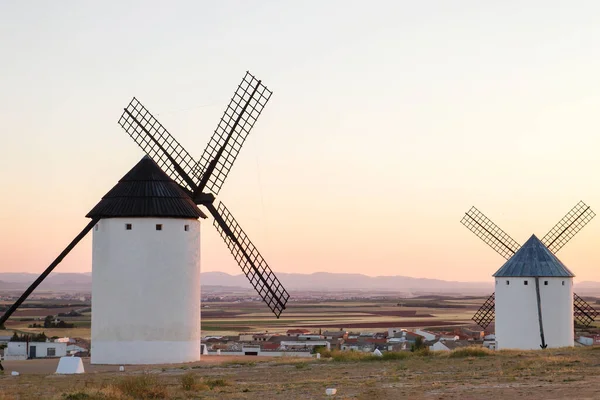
[{"x1": 3, "y1": 347, "x2": 600, "y2": 399}]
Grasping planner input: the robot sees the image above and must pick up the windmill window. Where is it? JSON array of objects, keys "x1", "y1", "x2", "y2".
[
  {"x1": 184, "y1": 225, "x2": 189, "y2": 232},
  {"x1": 544, "y1": 281, "x2": 548, "y2": 286},
  {"x1": 506, "y1": 280, "x2": 510, "y2": 285},
  {"x1": 562, "y1": 281, "x2": 565, "y2": 286},
  {"x1": 95, "y1": 225, "x2": 99, "y2": 231},
  {"x1": 524, "y1": 280, "x2": 528, "y2": 285},
  {"x1": 125, "y1": 224, "x2": 132, "y2": 230},
  {"x1": 156, "y1": 224, "x2": 163, "y2": 231}
]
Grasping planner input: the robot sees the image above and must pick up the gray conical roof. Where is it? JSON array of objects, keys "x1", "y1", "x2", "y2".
[
  {"x1": 493, "y1": 234, "x2": 574, "y2": 278},
  {"x1": 86, "y1": 156, "x2": 205, "y2": 219}
]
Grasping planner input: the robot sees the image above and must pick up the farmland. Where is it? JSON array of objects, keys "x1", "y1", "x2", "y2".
[
  {"x1": 4, "y1": 292, "x2": 598, "y2": 338},
  {"x1": 1, "y1": 294, "x2": 489, "y2": 338}
]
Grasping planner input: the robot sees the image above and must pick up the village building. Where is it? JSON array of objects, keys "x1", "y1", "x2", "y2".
[{"x1": 4, "y1": 341, "x2": 67, "y2": 360}]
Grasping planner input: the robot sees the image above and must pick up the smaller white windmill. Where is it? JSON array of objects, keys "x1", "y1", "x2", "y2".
[{"x1": 461, "y1": 201, "x2": 599, "y2": 350}]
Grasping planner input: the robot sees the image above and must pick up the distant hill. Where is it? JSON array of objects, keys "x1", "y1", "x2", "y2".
[
  {"x1": 0, "y1": 271, "x2": 492, "y2": 294},
  {"x1": 0, "y1": 272, "x2": 599, "y2": 296},
  {"x1": 200, "y1": 271, "x2": 493, "y2": 294}
]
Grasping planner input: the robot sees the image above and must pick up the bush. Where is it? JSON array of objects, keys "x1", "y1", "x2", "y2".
[
  {"x1": 381, "y1": 351, "x2": 410, "y2": 360},
  {"x1": 181, "y1": 372, "x2": 196, "y2": 391},
  {"x1": 412, "y1": 348, "x2": 432, "y2": 357},
  {"x1": 410, "y1": 337, "x2": 426, "y2": 352},
  {"x1": 448, "y1": 347, "x2": 492, "y2": 358},
  {"x1": 315, "y1": 346, "x2": 331, "y2": 358},
  {"x1": 205, "y1": 378, "x2": 229, "y2": 389},
  {"x1": 61, "y1": 387, "x2": 125, "y2": 400},
  {"x1": 180, "y1": 372, "x2": 210, "y2": 391},
  {"x1": 62, "y1": 393, "x2": 92, "y2": 400},
  {"x1": 116, "y1": 374, "x2": 168, "y2": 399}
]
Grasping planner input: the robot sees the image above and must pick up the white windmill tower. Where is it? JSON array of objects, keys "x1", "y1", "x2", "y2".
[
  {"x1": 87, "y1": 156, "x2": 205, "y2": 364},
  {"x1": 461, "y1": 202, "x2": 599, "y2": 350},
  {"x1": 0, "y1": 72, "x2": 290, "y2": 365},
  {"x1": 493, "y1": 235, "x2": 575, "y2": 350}
]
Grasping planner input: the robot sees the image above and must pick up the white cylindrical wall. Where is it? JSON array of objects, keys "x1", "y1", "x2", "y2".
[
  {"x1": 91, "y1": 217, "x2": 201, "y2": 364},
  {"x1": 495, "y1": 277, "x2": 573, "y2": 350}
]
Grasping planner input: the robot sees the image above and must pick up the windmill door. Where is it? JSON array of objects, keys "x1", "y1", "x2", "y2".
[{"x1": 30, "y1": 346, "x2": 36, "y2": 358}]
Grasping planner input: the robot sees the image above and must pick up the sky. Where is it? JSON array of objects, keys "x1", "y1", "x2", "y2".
[{"x1": 2, "y1": 1, "x2": 600, "y2": 282}]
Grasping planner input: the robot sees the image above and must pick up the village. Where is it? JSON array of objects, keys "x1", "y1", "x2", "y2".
[{"x1": 3, "y1": 323, "x2": 600, "y2": 362}]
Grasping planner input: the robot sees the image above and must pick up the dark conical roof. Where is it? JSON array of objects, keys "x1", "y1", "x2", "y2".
[
  {"x1": 493, "y1": 234, "x2": 574, "y2": 278},
  {"x1": 86, "y1": 156, "x2": 206, "y2": 219}
]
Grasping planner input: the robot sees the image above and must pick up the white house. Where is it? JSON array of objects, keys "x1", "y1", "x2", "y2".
[
  {"x1": 439, "y1": 335, "x2": 459, "y2": 341},
  {"x1": 414, "y1": 329, "x2": 437, "y2": 341},
  {"x1": 494, "y1": 235, "x2": 574, "y2": 350},
  {"x1": 388, "y1": 328, "x2": 402, "y2": 337},
  {"x1": 66, "y1": 344, "x2": 88, "y2": 355},
  {"x1": 577, "y1": 336, "x2": 594, "y2": 346},
  {"x1": 297, "y1": 334, "x2": 323, "y2": 341},
  {"x1": 429, "y1": 340, "x2": 471, "y2": 352},
  {"x1": 4, "y1": 341, "x2": 67, "y2": 360},
  {"x1": 280, "y1": 341, "x2": 330, "y2": 351},
  {"x1": 430, "y1": 341, "x2": 453, "y2": 351}
]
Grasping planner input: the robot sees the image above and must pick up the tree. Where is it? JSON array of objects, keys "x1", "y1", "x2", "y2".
[
  {"x1": 43, "y1": 315, "x2": 53, "y2": 328},
  {"x1": 10, "y1": 332, "x2": 19, "y2": 342},
  {"x1": 35, "y1": 332, "x2": 47, "y2": 342},
  {"x1": 410, "y1": 336, "x2": 426, "y2": 352}
]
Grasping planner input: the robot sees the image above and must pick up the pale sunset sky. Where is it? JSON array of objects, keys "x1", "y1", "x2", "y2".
[{"x1": 2, "y1": 1, "x2": 600, "y2": 282}]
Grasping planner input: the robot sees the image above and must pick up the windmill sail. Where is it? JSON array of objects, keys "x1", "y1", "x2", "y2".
[
  {"x1": 574, "y1": 293, "x2": 600, "y2": 327},
  {"x1": 0, "y1": 219, "x2": 99, "y2": 327},
  {"x1": 461, "y1": 207, "x2": 521, "y2": 260},
  {"x1": 195, "y1": 72, "x2": 272, "y2": 196},
  {"x1": 117, "y1": 72, "x2": 289, "y2": 318},
  {"x1": 119, "y1": 98, "x2": 200, "y2": 192},
  {"x1": 472, "y1": 292, "x2": 495, "y2": 329},
  {"x1": 541, "y1": 201, "x2": 595, "y2": 254},
  {"x1": 208, "y1": 201, "x2": 289, "y2": 318}
]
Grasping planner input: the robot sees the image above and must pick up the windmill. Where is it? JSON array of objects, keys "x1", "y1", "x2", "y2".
[
  {"x1": 461, "y1": 201, "x2": 599, "y2": 350},
  {"x1": 0, "y1": 72, "x2": 290, "y2": 363}
]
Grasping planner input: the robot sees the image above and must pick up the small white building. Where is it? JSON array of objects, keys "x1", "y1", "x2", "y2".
[
  {"x1": 4, "y1": 341, "x2": 67, "y2": 360},
  {"x1": 280, "y1": 341, "x2": 330, "y2": 351},
  {"x1": 429, "y1": 341, "x2": 454, "y2": 351},
  {"x1": 297, "y1": 334, "x2": 323, "y2": 341},
  {"x1": 577, "y1": 336, "x2": 594, "y2": 346},
  {"x1": 494, "y1": 235, "x2": 574, "y2": 350},
  {"x1": 67, "y1": 344, "x2": 88, "y2": 355},
  {"x1": 414, "y1": 329, "x2": 437, "y2": 341}
]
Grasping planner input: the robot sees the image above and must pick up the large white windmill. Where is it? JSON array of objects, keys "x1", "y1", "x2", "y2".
[
  {"x1": 0, "y1": 72, "x2": 290, "y2": 365},
  {"x1": 461, "y1": 201, "x2": 599, "y2": 350}
]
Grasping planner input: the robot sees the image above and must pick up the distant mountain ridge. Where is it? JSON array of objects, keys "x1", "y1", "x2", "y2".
[{"x1": 0, "y1": 272, "x2": 599, "y2": 295}]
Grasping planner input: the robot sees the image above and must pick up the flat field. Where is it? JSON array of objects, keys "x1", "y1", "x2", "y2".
[
  {"x1": 2, "y1": 347, "x2": 600, "y2": 399},
  {"x1": 5, "y1": 295, "x2": 599, "y2": 338},
  {"x1": 2, "y1": 296, "x2": 484, "y2": 338},
  {"x1": 200, "y1": 296, "x2": 480, "y2": 335}
]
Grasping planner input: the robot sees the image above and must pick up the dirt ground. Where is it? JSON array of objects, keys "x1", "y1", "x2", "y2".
[{"x1": 2, "y1": 348, "x2": 600, "y2": 399}]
